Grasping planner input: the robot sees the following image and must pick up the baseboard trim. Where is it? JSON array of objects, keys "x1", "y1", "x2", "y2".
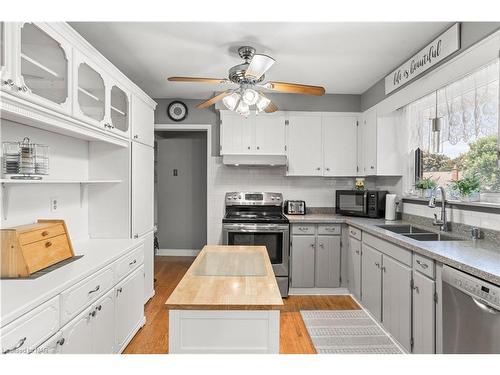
[
  {"x1": 288, "y1": 287, "x2": 350, "y2": 295},
  {"x1": 157, "y1": 248, "x2": 200, "y2": 256}
]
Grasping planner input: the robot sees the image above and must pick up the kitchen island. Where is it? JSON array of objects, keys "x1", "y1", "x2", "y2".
[{"x1": 165, "y1": 245, "x2": 283, "y2": 353}]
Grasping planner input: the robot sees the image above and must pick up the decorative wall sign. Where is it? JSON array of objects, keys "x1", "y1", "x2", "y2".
[
  {"x1": 385, "y1": 23, "x2": 460, "y2": 95},
  {"x1": 167, "y1": 101, "x2": 188, "y2": 122}
]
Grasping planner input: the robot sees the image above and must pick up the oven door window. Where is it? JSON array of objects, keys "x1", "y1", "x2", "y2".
[
  {"x1": 339, "y1": 194, "x2": 365, "y2": 212},
  {"x1": 227, "y1": 232, "x2": 283, "y2": 264}
]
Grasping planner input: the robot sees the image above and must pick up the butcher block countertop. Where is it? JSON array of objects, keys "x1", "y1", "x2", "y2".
[{"x1": 165, "y1": 245, "x2": 284, "y2": 310}]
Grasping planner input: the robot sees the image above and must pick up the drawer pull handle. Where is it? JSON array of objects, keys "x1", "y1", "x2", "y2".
[
  {"x1": 45, "y1": 241, "x2": 52, "y2": 248},
  {"x1": 416, "y1": 260, "x2": 429, "y2": 269},
  {"x1": 129, "y1": 259, "x2": 137, "y2": 266},
  {"x1": 374, "y1": 262, "x2": 380, "y2": 268},
  {"x1": 116, "y1": 287, "x2": 123, "y2": 296},
  {"x1": 41, "y1": 231, "x2": 49, "y2": 236},
  {"x1": 326, "y1": 227, "x2": 335, "y2": 231},
  {"x1": 88, "y1": 285, "x2": 100, "y2": 295},
  {"x1": 299, "y1": 227, "x2": 308, "y2": 231},
  {"x1": 3, "y1": 337, "x2": 26, "y2": 354},
  {"x1": 413, "y1": 286, "x2": 420, "y2": 293}
]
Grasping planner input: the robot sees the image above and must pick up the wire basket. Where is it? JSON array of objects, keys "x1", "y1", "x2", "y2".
[{"x1": 2, "y1": 137, "x2": 49, "y2": 179}]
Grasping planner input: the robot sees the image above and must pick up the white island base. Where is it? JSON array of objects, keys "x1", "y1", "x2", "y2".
[{"x1": 168, "y1": 309, "x2": 280, "y2": 354}]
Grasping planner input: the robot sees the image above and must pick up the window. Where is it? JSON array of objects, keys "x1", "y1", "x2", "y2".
[{"x1": 407, "y1": 59, "x2": 499, "y2": 199}]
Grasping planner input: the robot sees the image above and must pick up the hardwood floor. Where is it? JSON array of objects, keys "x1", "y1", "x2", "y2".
[{"x1": 123, "y1": 256, "x2": 360, "y2": 354}]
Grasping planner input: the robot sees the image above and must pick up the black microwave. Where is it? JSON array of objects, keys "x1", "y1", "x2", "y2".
[{"x1": 335, "y1": 190, "x2": 387, "y2": 218}]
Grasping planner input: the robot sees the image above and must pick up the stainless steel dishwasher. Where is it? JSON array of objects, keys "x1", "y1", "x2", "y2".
[{"x1": 442, "y1": 265, "x2": 500, "y2": 353}]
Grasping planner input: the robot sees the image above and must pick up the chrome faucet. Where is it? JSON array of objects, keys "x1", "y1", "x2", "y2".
[{"x1": 428, "y1": 186, "x2": 449, "y2": 232}]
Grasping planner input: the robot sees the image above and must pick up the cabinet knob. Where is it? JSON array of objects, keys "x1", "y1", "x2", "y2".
[
  {"x1": 310, "y1": 244, "x2": 315, "y2": 248},
  {"x1": 319, "y1": 243, "x2": 324, "y2": 248},
  {"x1": 45, "y1": 241, "x2": 52, "y2": 248},
  {"x1": 256, "y1": 146, "x2": 260, "y2": 150},
  {"x1": 316, "y1": 167, "x2": 321, "y2": 170},
  {"x1": 56, "y1": 338, "x2": 65, "y2": 346},
  {"x1": 133, "y1": 234, "x2": 139, "y2": 239},
  {"x1": 374, "y1": 262, "x2": 380, "y2": 268},
  {"x1": 41, "y1": 231, "x2": 49, "y2": 237},
  {"x1": 134, "y1": 135, "x2": 139, "y2": 139},
  {"x1": 247, "y1": 146, "x2": 251, "y2": 150},
  {"x1": 18, "y1": 85, "x2": 28, "y2": 92},
  {"x1": 326, "y1": 168, "x2": 330, "y2": 171},
  {"x1": 355, "y1": 250, "x2": 360, "y2": 255},
  {"x1": 2, "y1": 79, "x2": 15, "y2": 87},
  {"x1": 371, "y1": 166, "x2": 375, "y2": 169},
  {"x1": 381, "y1": 266, "x2": 386, "y2": 272},
  {"x1": 413, "y1": 286, "x2": 420, "y2": 293}
]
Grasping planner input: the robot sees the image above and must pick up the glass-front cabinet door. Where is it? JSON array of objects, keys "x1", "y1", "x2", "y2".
[
  {"x1": 109, "y1": 84, "x2": 130, "y2": 137},
  {"x1": 74, "y1": 51, "x2": 107, "y2": 128},
  {"x1": 1, "y1": 22, "x2": 16, "y2": 91},
  {"x1": 16, "y1": 22, "x2": 72, "y2": 114}
]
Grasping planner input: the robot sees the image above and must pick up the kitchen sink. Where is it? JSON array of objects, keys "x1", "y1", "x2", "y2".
[
  {"x1": 403, "y1": 233, "x2": 466, "y2": 241},
  {"x1": 376, "y1": 224, "x2": 430, "y2": 234}
]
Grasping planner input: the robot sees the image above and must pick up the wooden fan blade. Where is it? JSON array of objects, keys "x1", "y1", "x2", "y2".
[
  {"x1": 265, "y1": 81, "x2": 325, "y2": 96},
  {"x1": 196, "y1": 91, "x2": 232, "y2": 109},
  {"x1": 168, "y1": 76, "x2": 228, "y2": 84},
  {"x1": 264, "y1": 101, "x2": 278, "y2": 113}
]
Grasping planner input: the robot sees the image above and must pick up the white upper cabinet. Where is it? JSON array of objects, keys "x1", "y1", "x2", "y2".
[
  {"x1": 220, "y1": 111, "x2": 285, "y2": 155},
  {"x1": 1, "y1": 22, "x2": 14, "y2": 85},
  {"x1": 9, "y1": 23, "x2": 72, "y2": 114},
  {"x1": 286, "y1": 113, "x2": 323, "y2": 176},
  {"x1": 109, "y1": 82, "x2": 130, "y2": 138},
  {"x1": 362, "y1": 107, "x2": 377, "y2": 175},
  {"x1": 322, "y1": 114, "x2": 358, "y2": 176},
  {"x1": 131, "y1": 95, "x2": 154, "y2": 147}
]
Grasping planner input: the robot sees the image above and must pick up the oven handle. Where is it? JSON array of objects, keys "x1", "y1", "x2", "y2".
[{"x1": 223, "y1": 224, "x2": 289, "y2": 232}]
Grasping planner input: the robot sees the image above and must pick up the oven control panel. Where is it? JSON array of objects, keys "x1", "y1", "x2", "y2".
[
  {"x1": 442, "y1": 265, "x2": 500, "y2": 309},
  {"x1": 225, "y1": 192, "x2": 283, "y2": 206}
]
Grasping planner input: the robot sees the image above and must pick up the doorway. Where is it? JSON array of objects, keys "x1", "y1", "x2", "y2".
[{"x1": 154, "y1": 125, "x2": 210, "y2": 255}]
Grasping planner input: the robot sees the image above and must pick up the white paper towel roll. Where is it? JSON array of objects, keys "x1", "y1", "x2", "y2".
[{"x1": 385, "y1": 194, "x2": 397, "y2": 221}]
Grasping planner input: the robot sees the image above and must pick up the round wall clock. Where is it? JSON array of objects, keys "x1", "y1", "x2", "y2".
[{"x1": 167, "y1": 101, "x2": 188, "y2": 122}]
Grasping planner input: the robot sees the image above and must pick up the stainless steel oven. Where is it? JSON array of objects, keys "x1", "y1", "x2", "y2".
[{"x1": 222, "y1": 192, "x2": 289, "y2": 297}]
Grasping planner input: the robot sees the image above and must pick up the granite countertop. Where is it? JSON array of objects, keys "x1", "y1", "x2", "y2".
[
  {"x1": 286, "y1": 213, "x2": 500, "y2": 285},
  {"x1": 1, "y1": 238, "x2": 144, "y2": 327},
  {"x1": 165, "y1": 245, "x2": 283, "y2": 310}
]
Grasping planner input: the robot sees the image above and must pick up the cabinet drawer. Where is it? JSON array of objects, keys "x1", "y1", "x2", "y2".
[
  {"x1": 363, "y1": 232, "x2": 412, "y2": 266},
  {"x1": 22, "y1": 234, "x2": 73, "y2": 274},
  {"x1": 413, "y1": 253, "x2": 435, "y2": 279},
  {"x1": 61, "y1": 266, "x2": 114, "y2": 324},
  {"x1": 318, "y1": 224, "x2": 341, "y2": 235},
  {"x1": 1, "y1": 296, "x2": 60, "y2": 354},
  {"x1": 348, "y1": 226, "x2": 361, "y2": 241},
  {"x1": 115, "y1": 244, "x2": 144, "y2": 282},
  {"x1": 292, "y1": 225, "x2": 316, "y2": 235},
  {"x1": 19, "y1": 224, "x2": 66, "y2": 245}
]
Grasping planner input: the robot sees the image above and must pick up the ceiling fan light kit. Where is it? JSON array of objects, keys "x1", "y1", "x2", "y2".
[{"x1": 168, "y1": 45, "x2": 326, "y2": 116}]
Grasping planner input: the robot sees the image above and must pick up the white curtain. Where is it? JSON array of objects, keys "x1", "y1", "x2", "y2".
[{"x1": 407, "y1": 59, "x2": 499, "y2": 152}]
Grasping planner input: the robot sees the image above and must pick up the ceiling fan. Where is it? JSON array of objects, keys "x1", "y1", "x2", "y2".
[{"x1": 168, "y1": 46, "x2": 326, "y2": 116}]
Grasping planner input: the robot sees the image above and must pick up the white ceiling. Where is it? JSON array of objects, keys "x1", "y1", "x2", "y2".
[{"x1": 70, "y1": 22, "x2": 451, "y2": 99}]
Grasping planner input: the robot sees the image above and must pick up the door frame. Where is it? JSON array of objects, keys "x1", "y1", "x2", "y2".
[{"x1": 154, "y1": 124, "x2": 211, "y2": 256}]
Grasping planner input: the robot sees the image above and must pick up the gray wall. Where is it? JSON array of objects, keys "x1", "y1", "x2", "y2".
[
  {"x1": 155, "y1": 94, "x2": 361, "y2": 156},
  {"x1": 156, "y1": 131, "x2": 207, "y2": 250},
  {"x1": 360, "y1": 22, "x2": 500, "y2": 111}
]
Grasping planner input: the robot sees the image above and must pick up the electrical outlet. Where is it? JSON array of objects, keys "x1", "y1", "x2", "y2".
[{"x1": 50, "y1": 197, "x2": 59, "y2": 212}]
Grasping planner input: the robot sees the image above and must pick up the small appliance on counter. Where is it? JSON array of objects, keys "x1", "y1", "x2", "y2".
[
  {"x1": 284, "y1": 200, "x2": 306, "y2": 215},
  {"x1": 335, "y1": 190, "x2": 388, "y2": 218}
]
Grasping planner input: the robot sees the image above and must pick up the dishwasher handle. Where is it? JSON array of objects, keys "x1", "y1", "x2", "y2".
[{"x1": 472, "y1": 297, "x2": 500, "y2": 315}]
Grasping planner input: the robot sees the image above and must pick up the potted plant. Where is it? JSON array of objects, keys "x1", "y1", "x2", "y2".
[
  {"x1": 415, "y1": 177, "x2": 438, "y2": 198},
  {"x1": 450, "y1": 175, "x2": 481, "y2": 202}
]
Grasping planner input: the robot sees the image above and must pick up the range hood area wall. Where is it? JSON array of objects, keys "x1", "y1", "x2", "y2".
[{"x1": 222, "y1": 154, "x2": 287, "y2": 166}]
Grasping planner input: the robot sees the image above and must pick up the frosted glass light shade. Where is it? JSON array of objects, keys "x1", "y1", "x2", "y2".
[
  {"x1": 222, "y1": 92, "x2": 240, "y2": 111},
  {"x1": 242, "y1": 89, "x2": 259, "y2": 106}
]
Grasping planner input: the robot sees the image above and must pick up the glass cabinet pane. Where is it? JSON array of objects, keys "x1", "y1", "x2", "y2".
[
  {"x1": 20, "y1": 23, "x2": 68, "y2": 104},
  {"x1": 1, "y1": 22, "x2": 5, "y2": 70},
  {"x1": 77, "y1": 63, "x2": 105, "y2": 121},
  {"x1": 110, "y1": 85, "x2": 128, "y2": 131}
]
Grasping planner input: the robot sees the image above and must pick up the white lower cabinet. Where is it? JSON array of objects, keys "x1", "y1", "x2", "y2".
[
  {"x1": 115, "y1": 265, "x2": 144, "y2": 352},
  {"x1": 91, "y1": 290, "x2": 115, "y2": 354},
  {"x1": 59, "y1": 305, "x2": 94, "y2": 354},
  {"x1": 141, "y1": 231, "x2": 155, "y2": 303},
  {"x1": 381, "y1": 255, "x2": 412, "y2": 351},
  {"x1": 361, "y1": 244, "x2": 383, "y2": 321},
  {"x1": 412, "y1": 271, "x2": 436, "y2": 354}
]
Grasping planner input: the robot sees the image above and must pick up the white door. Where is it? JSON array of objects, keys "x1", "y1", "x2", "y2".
[
  {"x1": 322, "y1": 114, "x2": 358, "y2": 176},
  {"x1": 115, "y1": 266, "x2": 144, "y2": 352},
  {"x1": 347, "y1": 237, "x2": 362, "y2": 300},
  {"x1": 362, "y1": 107, "x2": 377, "y2": 175},
  {"x1": 315, "y1": 235, "x2": 341, "y2": 287},
  {"x1": 290, "y1": 235, "x2": 315, "y2": 288},
  {"x1": 220, "y1": 112, "x2": 254, "y2": 154},
  {"x1": 132, "y1": 142, "x2": 154, "y2": 237},
  {"x1": 91, "y1": 289, "x2": 115, "y2": 354},
  {"x1": 141, "y1": 230, "x2": 155, "y2": 303},
  {"x1": 412, "y1": 272, "x2": 436, "y2": 354},
  {"x1": 60, "y1": 306, "x2": 93, "y2": 354},
  {"x1": 382, "y1": 255, "x2": 412, "y2": 351},
  {"x1": 131, "y1": 95, "x2": 154, "y2": 147},
  {"x1": 254, "y1": 113, "x2": 285, "y2": 154},
  {"x1": 286, "y1": 114, "x2": 322, "y2": 176},
  {"x1": 361, "y1": 244, "x2": 382, "y2": 321}
]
